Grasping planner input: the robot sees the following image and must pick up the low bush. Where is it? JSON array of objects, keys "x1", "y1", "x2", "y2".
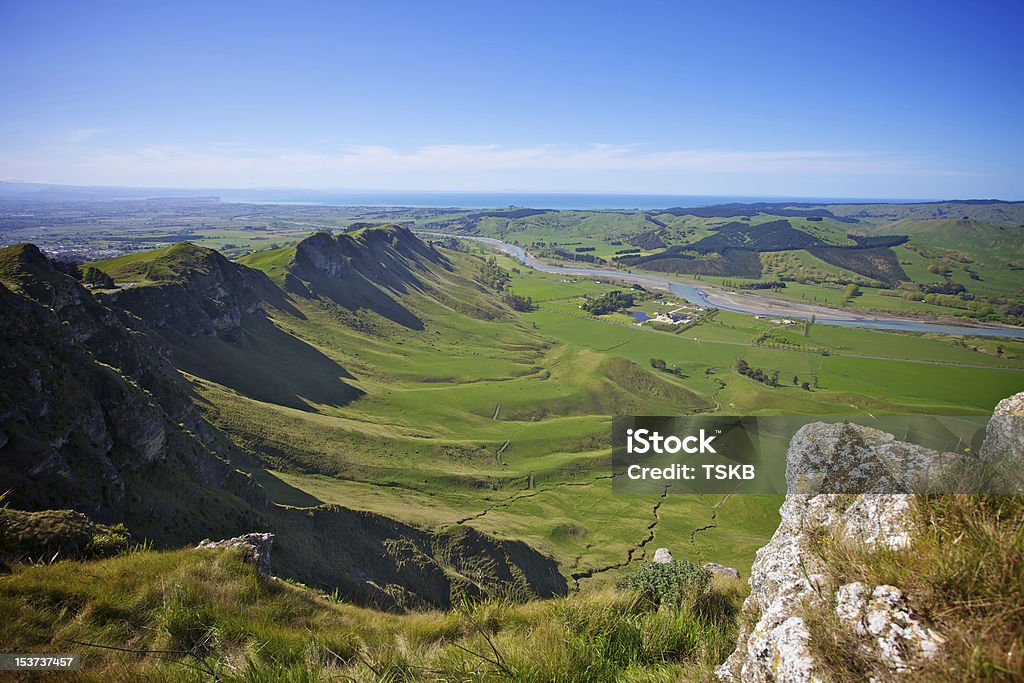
[{"x1": 615, "y1": 558, "x2": 712, "y2": 609}]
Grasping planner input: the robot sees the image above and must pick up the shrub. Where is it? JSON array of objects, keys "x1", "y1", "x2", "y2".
[
  {"x1": 86, "y1": 522, "x2": 131, "y2": 557},
  {"x1": 616, "y1": 559, "x2": 712, "y2": 609}
]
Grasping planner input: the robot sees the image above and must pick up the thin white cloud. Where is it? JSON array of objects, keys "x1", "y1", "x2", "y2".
[
  {"x1": 0, "y1": 142, "x2": 976, "y2": 195},
  {"x1": 273, "y1": 144, "x2": 905, "y2": 174},
  {"x1": 86, "y1": 142, "x2": 943, "y2": 176},
  {"x1": 65, "y1": 128, "x2": 104, "y2": 143}
]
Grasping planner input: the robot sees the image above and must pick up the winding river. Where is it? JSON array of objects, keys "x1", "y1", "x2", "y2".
[{"x1": 420, "y1": 232, "x2": 1024, "y2": 339}]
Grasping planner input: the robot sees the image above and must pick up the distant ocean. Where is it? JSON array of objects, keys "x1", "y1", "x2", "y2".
[{"x1": 216, "y1": 191, "x2": 921, "y2": 210}]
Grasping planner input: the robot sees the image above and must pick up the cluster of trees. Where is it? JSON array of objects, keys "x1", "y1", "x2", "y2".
[
  {"x1": 920, "y1": 280, "x2": 967, "y2": 296},
  {"x1": 841, "y1": 283, "x2": 861, "y2": 305},
  {"x1": 846, "y1": 234, "x2": 909, "y2": 249},
  {"x1": 502, "y1": 292, "x2": 534, "y2": 311},
  {"x1": 735, "y1": 358, "x2": 780, "y2": 387},
  {"x1": 476, "y1": 256, "x2": 510, "y2": 291},
  {"x1": 574, "y1": 246, "x2": 596, "y2": 253},
  {"x1": 806, "y1": 246, "x2": 908, "y2": 284},
  {"x1": 900, "y1": 290, "x2": 983, "y2": 309},
  {"x1": 548, "y1": 248, "x2": 605, "y2": 264},
  {"x1": 475, "y1": 256, "x2": 534, "y2": 311},
  {"x1": 737, "y1": 280, "x2": 787, "y2": 290},
  {"x1": 649, "y1": 358, "x2": 684, "y2": 376},
  {"x1": 791, "y1": 375, "x2": 813, "y2": 391},
  {"x1": 581, "y1": 290, "x2": 634, "y2": 315}
]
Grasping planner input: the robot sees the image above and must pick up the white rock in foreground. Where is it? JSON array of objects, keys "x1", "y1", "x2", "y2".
[
  {"x1": 834, "y1": 582, "x2": 944, "y2": 672},
  {"x1": 651, "y1": 547, "x2": 674, "y2": 564},
  {"x1": 716, "y1": 422, "x2": 939, "y2": 682},
  {"x1": 980, "y1": 391, "x2": 1024, "y2": 462},
  {"x1": 197, "y1": 532, "x2": 274, "y2": 577}
]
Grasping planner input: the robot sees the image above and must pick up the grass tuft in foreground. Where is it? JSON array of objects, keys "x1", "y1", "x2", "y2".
[
  {"x1": 808, "y1": 494, "x2": 1024, "y2": 682},
  {"x1": 0, "y1": 545, "x2": 746, "y2": 682}
]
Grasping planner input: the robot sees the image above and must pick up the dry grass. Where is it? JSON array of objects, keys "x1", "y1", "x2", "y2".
[
  {"x1": 0, "y1": 546, "x2": 747, "y2": 682},
  {"x1": 809, "y1": 494, "x2": 1024, "y2": 681}
]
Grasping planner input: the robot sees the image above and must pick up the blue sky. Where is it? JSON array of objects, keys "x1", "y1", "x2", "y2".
[{"x1": 1, "y1": 0, "x2": 1021, "y2": 198}]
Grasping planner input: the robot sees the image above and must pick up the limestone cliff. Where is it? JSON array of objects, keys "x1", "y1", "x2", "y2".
[{"x1": 717, "y1": 396, "x2": 1024, "y2": 681}]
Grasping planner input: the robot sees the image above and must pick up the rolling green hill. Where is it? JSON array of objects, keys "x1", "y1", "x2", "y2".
[
  {"x1": 4, "y1": 210, "x2": 1024, "y2": 680},
  {"x1": 5, "y1": 219, "x2": 1024, "y2": 617},
  {"x1": 0, "y1": 237, "x2": 569, "y2": 609}
]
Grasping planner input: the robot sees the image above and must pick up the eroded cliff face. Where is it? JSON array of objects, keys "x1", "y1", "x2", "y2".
[
  {"x1": 99, "y1": 243, "x2": 264, "y2": 344},
  {"x1": 0, "y1": 243, "x2": 241, "y2": 463},
  {"x1": 0, "y1": 275, "x2": 259, "y2": 522},
  {"x1": 717, "y1": 396, "x2": 1024, "y2": 682},
  {"x1": 291, "y1": 225, "x2": 448, "y2": 286}
]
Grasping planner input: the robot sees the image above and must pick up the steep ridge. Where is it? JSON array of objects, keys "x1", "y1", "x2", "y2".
[
  {"x1": 286, "y1": 225, "x2": 457, "y2": 329},
  {"x1": 0, "y1": 265, "x2": 264, "y2": 529},
  {"x1": 0, "y1": 236, "x2": 566, "y2": 608},
  {"x1": 0, "y1": 243, "x2": 244, "y2": 479},
  {"x1": 92, "y1": 240, "x2": 364, "y2": 410},
  {"x1": 98, "y1": 242, "x2": 265, "y2": 343}
]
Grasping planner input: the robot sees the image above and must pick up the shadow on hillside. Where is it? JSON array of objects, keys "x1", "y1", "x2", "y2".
[
  {"x1": 242, "y1": 467, "x2": 323, "y2": 507},
  {"x1": 291, "y1": 268, "x2": 426, "y2": 330},
  {"x1": 246, "y1": 269, "x2": 308, "y2": 320},
  {"x1": 174, "y1": 312, "x2": 363, "y2": 410}
]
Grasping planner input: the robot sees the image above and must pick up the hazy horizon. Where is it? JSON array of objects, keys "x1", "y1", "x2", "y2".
[
  {"x1": 0, "y1": 179, "x2": 974, "y2": 209},
  {"x1": 2, "y1": 2, "x2": 1022, "y2": 199}
]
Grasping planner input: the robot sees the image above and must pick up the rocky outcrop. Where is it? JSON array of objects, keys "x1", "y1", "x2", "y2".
[
  {"x1": 715, "y1": 486, "x2": 927, "y2": 682},
  {"x1": 716, "y1": 419, "x2": 962, "y2": 679},
  {"x1": 786, "y1": 421, "x2": 967, "y2": 495},
  {"x1": 197, "y1": 533, "x2": 274, "y2": 577},
  {"x1": 703, "y1": 562, "x2": 741, "y2": 580},
  {"x1": 718, "y1": 396, "x2": 1024, "y2": 682},
  {"x1": 100, "y1": 243, "x2": 263, "y2": 344},
  {"x1": 980, "y1": 392, "x2": 1024, "y2": 461}
]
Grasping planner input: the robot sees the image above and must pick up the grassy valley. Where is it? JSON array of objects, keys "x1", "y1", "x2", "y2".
[{"x1": 2, "y1": 202, "x2": 1023, "y2": 680}]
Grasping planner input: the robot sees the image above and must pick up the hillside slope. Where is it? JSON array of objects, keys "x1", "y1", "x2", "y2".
[
  {"x1": 85, "y1": 227, "x2": 715, "y2": 582},
  {"x1": 0, "y1": 240, "x2": 566, "y2": 608}
]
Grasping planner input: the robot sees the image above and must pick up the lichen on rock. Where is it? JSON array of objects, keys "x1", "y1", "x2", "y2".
[
  {"x1": 197, "y1": 532, "x2": 275, "y2": 577},
  {"x1": 718, "y1": 392, "x2": 1024, "y2": 681},
  {"x1": 834, "y1": 582, "x2": 944, "y2": 673}
]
